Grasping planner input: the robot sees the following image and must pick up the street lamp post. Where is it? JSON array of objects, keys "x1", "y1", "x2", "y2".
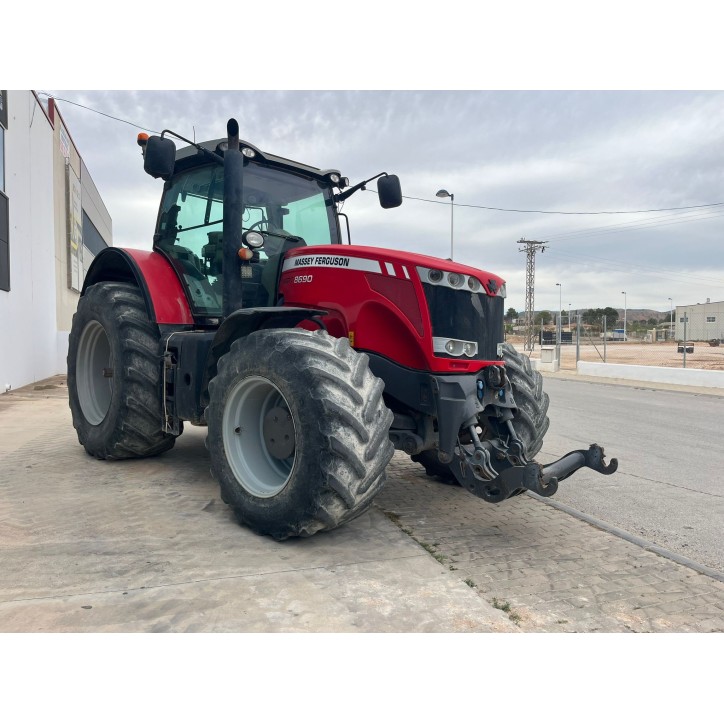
[
  {"x1": 556, "y1": 282, "x2": 562, "y2": 346},
  {"x1": 436, "y1": 189, "x2": 454, "y2": 260},
  {"x1": 621, "y1": 291, "x2": 627, "y2": 342},
  {"x1": 668, "y1": 297, "x2": 673, "y2": 340},
  {"x1": 568, "y1": 303, "x2": 572, "y2": 332}
]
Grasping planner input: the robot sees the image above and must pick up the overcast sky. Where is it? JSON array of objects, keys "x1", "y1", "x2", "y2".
[
  {"x1": 17, "y1": 2, "x2": 719, "y2": 318},
  {"x1": 45, "y1": 89, "x2": 723, "y2": 315}
]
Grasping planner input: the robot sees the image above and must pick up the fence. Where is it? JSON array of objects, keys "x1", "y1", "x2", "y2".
[{"x1": 507, "y1": 316, "x2": 724, "y2": 372}]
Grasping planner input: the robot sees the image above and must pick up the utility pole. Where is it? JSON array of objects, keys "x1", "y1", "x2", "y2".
[{"x1": 517, "y1": 238, "x2": 548, "y2": 352}]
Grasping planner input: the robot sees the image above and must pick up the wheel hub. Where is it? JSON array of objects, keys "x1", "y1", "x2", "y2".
[
  {"x1": 263, "y1": 407, "x2": 295, "y2": 459},
  {"x1": 76, "y1": 320, "x2": 112, "y2": 425},
  {"x1": 221, "y1": 376, "x2": 296, "y2": 498}
]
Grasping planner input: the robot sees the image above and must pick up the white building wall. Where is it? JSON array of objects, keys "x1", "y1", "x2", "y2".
[
  {"x1": 675, "y1": 301, "x2": 724, "y2": 341},
  {"x1": 0, "y1": 91, "x2": 57, "y2": 391}
]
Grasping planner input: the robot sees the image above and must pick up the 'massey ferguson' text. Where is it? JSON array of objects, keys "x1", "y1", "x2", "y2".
[{"x1": 294, "y1": 256, "x2": 351, "y2": 267}]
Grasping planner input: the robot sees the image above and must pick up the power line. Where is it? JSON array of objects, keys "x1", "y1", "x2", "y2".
[
  {"x1": 544, "y1": 208, "x2": 724, "y2": 243},
  {"x1": 36, "y1": 91, "x2": 160, "y2": 134},
  {"x1": 545, "y1": 247, "x2": 724, "y2": 286},
  {"x1": 366, "y1": 189, "x2": 724, "y2": 215}
]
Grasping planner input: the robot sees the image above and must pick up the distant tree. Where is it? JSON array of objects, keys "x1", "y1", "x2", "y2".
[
  {"x1": 581, "y1": 308, "x2": 599, "y2": 326},
  {"x1": 535, "y1": 310, "x2": 552, "y2": 325},
  {"x1": 581, "y1": 307, "x2": 618, "y2": 329},
  {"x1": 602, "y1": 307, "x2": 619, "y2": 328},
  {"x1": 647, "y1": 317, "x2": 658, "y2": 326},
  {"x1": 505, "y1": 307, "x2": 519, "y2": 322}
]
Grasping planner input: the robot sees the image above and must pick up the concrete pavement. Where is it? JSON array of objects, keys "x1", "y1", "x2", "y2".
[{"x1": 1, "y1": 375, "x2": 722, "y2": 632}]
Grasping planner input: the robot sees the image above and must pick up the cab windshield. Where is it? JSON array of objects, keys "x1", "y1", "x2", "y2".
[{"x1": 156, "y1": 161, "x2": 338, "y2": 316}]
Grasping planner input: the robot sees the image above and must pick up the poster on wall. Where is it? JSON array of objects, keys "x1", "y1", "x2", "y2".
[
  {"x1": 0, "y1": 91, "x2": 7, "y2": 129},
  {"x1": 59, "y1": 125, "x2": 70, "y2": 160},
  {"x1": 66, "y1": 165, "x2": 83, "y2": 291}
]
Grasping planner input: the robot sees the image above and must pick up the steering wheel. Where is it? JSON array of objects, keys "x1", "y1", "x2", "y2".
[{"x1": 247, "y1": 219, "x2": 269, "y2": 232}]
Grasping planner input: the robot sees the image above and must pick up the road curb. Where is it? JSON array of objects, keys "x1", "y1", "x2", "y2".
[
  {"x1": 539, "y1": 370, "x2": 724, "y2": 397},
  {"x1": 529, "y1": 493, "x2": 724, "y2": 583}
]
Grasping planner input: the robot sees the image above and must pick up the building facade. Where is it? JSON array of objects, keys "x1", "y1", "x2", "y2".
[
  {"x1": 0, "y1": 91, "x2": 112, "y2": 392},
  {"x1": 674, "y1": 301, "x2": 724, "y2": 342}
]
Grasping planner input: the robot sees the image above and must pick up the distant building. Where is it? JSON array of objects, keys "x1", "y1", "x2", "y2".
[
  {"x1": 0, "y1": 91, "x2": 112, "y2": 392},
  {"x1": 675, "y1": 301, "x2": 724, "y2": 341}
]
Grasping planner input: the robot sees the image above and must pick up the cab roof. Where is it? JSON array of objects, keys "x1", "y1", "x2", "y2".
[{"x1": 173, "y1": 138, "x2": 342, "y2": 182}]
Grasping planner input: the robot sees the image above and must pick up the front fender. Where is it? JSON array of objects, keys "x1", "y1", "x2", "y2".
[{"x1": 203, "y1": 307, "x2": 328, "y2": 398}]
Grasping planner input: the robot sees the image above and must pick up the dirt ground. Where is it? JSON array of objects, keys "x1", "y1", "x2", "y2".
[{"x1": 507, "y1": 337, "x2": 724, "y2": 372}]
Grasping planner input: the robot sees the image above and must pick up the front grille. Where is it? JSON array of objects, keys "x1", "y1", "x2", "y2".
[{"x1": 422, "y1": 284, "x2": 504, "y2": 361}]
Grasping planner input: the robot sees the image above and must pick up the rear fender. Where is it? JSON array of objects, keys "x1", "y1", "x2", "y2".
[{"x1": 82, "y1": 247, "x2": 194, "y2": 325}]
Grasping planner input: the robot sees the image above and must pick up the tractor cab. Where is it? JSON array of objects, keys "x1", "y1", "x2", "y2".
[
  {"x1": 150, "y1": 139, "x2": 343, "y2": 319},
  {"x1": 140, "y1": 130, "x2": 402, "y2": 324}
]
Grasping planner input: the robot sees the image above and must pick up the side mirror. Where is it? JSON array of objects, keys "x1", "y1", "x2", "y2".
[
  {"x1": 377, "y1": 174, "x2": 402, "y2": 209},
  {"x1": 144, "y1": 136, "x2": 176, "y2": 180}
]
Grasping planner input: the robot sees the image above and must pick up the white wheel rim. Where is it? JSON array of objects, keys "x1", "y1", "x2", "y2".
[
  {"x1": 222, "y1": 375, "x2": 296, "y2": 497},
  {"x1": 76, "y1": 320, "x2": 112, "y2": 425}
]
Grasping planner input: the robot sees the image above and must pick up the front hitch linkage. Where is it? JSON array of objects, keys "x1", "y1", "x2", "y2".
[{"x1": 456, "y1": 443, "x2": 618, "y2": 504}]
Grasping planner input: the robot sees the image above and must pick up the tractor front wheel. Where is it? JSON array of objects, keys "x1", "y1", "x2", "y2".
[{"x1": 206, "y1": 329, "x2": 394, "y2": 539}]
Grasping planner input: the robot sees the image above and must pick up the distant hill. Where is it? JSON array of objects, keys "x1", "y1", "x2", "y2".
[
  {"x1": 515, "y1": 308, "x2": 673, "y2": 323},
  {"x1": 616, "y1": 309, "x2": 670, "y2": 323}
]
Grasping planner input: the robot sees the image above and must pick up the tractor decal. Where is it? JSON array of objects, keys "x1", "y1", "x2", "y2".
[{"x1": 282, "y1": 255, "x2": 380, "y2": 273}]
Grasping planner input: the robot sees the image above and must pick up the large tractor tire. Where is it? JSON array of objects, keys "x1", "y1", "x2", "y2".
[
  {"x1": 500, "y1": 342, "x2": 550, "y2": 459},
  {"x1": 412, "y1": 343, "x2": 549, "y2": 485},
  {"x1": 206, "y1": 329, "x2": 394, "y2": 540},
  {"x1": 67, "y1": 282, "x2": 176, "y2": 460}
]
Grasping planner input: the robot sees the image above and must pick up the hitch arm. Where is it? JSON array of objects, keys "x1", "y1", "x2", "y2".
[{"x1": 540, "y1": 443, "x2": 618, "y2": 488}]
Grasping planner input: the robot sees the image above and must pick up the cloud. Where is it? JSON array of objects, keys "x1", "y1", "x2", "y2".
[{"x1": 49, "y1": 89, "x2": 724, "y2": 313}]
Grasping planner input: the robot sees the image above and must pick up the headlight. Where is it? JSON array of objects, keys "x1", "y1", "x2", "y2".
[
  {"x1": 433, "y1": 337, "x2": 478, "y2": 357},
  {"x1": 244, "y1": 230, "x2": 264, "y2": 248},
  {"x1": 447, "y1": 273, "x2": 464, "y2": 288},
  {"x1": 417, "y1": 266, "x2": 496, "y2": 296}
]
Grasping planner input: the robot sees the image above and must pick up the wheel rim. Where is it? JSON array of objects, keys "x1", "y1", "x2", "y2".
[
  {"x1": 76, "y1": 320, "x2": 112, "y2": 425},
  {"x1": 222, "y1": 375, "x2": 296, "y2": 498}
]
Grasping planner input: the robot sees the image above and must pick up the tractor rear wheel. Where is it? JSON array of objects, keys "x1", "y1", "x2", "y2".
[
  {"x1": 206, "y1": 329, "x2": 394, "y2": 540},
  {"x1": 412, "y1": 343, "x2": 549, "y2": 487},
  {"x1": 67, "y1": 282, "x2": 176, "y2": 459}
]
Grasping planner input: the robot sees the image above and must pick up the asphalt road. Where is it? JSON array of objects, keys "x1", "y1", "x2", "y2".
[{"x1": 537, "y1": 377, "x2": 724, "y2": 572}]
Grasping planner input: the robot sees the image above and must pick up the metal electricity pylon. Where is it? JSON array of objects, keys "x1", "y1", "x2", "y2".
[{"x1": 517, "y1": 238, "x2": 548, "y2": 352}]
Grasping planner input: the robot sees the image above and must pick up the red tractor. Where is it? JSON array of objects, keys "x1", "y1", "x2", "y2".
[{"x1": 67, "y1": 119, "x2": 617, "y2": 539}]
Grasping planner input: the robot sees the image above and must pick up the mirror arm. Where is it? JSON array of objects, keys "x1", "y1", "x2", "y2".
[
  {"x1": 334, "y1": 171, "x2": 388, "y2": 203},
  {"x1": 159, "y1": 129, "x2": 225, "y2": 166}
]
